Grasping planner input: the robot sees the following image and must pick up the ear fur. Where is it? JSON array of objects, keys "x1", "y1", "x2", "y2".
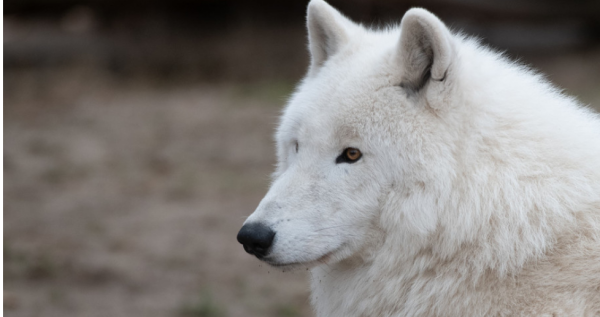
[
  {"x1": 398, "y1": 8, "x2": 453, "y2": 95},
  {"x1": 307, "y1": 0, "x2": 353, "y2": 75}
]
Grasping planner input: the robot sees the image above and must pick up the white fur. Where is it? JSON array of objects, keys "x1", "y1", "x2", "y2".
[{"x1": 242, "y1": 1, "x2": 600, "y2": 315}]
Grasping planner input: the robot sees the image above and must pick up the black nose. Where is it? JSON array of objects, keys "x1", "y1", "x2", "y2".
[{"x1": 237, "y1": 222, "x2": 275, "y2": 258}]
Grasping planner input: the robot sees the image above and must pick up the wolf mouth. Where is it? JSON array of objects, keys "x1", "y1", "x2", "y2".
[{"x1": 264, "y1": 244, "x2": 344, "y2": 268}]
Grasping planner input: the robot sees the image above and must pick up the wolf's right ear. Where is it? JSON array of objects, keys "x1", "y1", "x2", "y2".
[
  {"x1": 397, "y1": 9, "x2": 453, "y2": 97},
  {"x1": 307, "y1": 0, "x2": 353, "y2": 75}
]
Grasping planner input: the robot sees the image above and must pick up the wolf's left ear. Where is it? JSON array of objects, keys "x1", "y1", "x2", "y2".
[
  {"x1": 398, "y1": 8, "x2": 453, "y2": 95},
  {"x1": 307, "y1": 0, "x2": 354, "y2": 75}
]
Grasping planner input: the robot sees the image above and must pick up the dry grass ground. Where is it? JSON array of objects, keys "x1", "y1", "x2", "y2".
[
  {"x1": 4, "y1": 67, "x2": 309, "y2": 317},
  {"x1": 4, "y1": 50, "x2": 600, "y2": 317}
]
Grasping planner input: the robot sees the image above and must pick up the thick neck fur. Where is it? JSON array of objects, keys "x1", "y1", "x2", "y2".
[{"x1": 310, "y1": 38, "x2": 600, "y2": 317}]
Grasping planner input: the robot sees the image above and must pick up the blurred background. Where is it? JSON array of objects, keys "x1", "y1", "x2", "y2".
[{"x1": 4, "y1": 0, "x2": 600, "y2": 316}]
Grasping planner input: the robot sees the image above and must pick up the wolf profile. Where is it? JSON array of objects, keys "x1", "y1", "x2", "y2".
[{"x1": 237, "y1": 1, "x2": 600, "y2": 315}]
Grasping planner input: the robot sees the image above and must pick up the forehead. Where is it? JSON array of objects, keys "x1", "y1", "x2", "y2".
[{"x1": 279, "y1": 42, "x2": 404, "y2": 144}]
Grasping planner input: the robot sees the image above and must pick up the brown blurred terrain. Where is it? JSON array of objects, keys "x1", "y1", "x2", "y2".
[{"x1": 4, "y1": 1, "x2": 600, "y2": 317}]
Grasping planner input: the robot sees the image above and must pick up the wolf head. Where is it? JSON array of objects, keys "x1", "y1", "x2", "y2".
[
  {"x1": 237, "y1": 0, "x2": 462, "y2": 268},
  {"x1": 237, "y1": 0, "x2": 596, "y2": 272}
]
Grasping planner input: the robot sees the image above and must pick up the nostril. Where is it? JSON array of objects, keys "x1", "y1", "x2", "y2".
[{"x1": 237, "y1": 222, "x2": 276, "y2": 258}]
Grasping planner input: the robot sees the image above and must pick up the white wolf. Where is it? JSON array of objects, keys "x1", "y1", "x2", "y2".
[{"x1": 237, "y1": 1, "x2": 600, "y2": 316}]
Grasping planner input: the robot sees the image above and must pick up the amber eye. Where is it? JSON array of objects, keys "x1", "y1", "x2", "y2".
[
  {"x1": 336, "y1": 147, "x2": 362, "y2": 164},
  {"x1": 345, "y1": 148, "x2": 361, "y2": 160}
]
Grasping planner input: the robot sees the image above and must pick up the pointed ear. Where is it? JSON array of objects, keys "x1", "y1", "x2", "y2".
[
  {"x1": 306, "y1": 0, "x2": 353, "y2": 74},
  {"x1": 398, "y1": 8, "x2": 453, "y2": 95}
]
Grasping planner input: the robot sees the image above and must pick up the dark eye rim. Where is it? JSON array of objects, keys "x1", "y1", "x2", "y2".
[{"x1": 336, "y1": 147, "x2": 362, "y2": 164}]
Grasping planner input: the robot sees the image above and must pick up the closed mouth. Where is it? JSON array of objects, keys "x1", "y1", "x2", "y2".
[{"x1": 263, "y1": 244, "x2": 344, "y2": 268}]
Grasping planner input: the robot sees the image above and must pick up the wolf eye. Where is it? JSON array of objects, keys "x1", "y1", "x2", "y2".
[
  {"x1": 336, "y1": 147, "x2": 362, "y2": 164},
  {"x1": 294, "y1": 141, "x2": 299, "y2": 153}
]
